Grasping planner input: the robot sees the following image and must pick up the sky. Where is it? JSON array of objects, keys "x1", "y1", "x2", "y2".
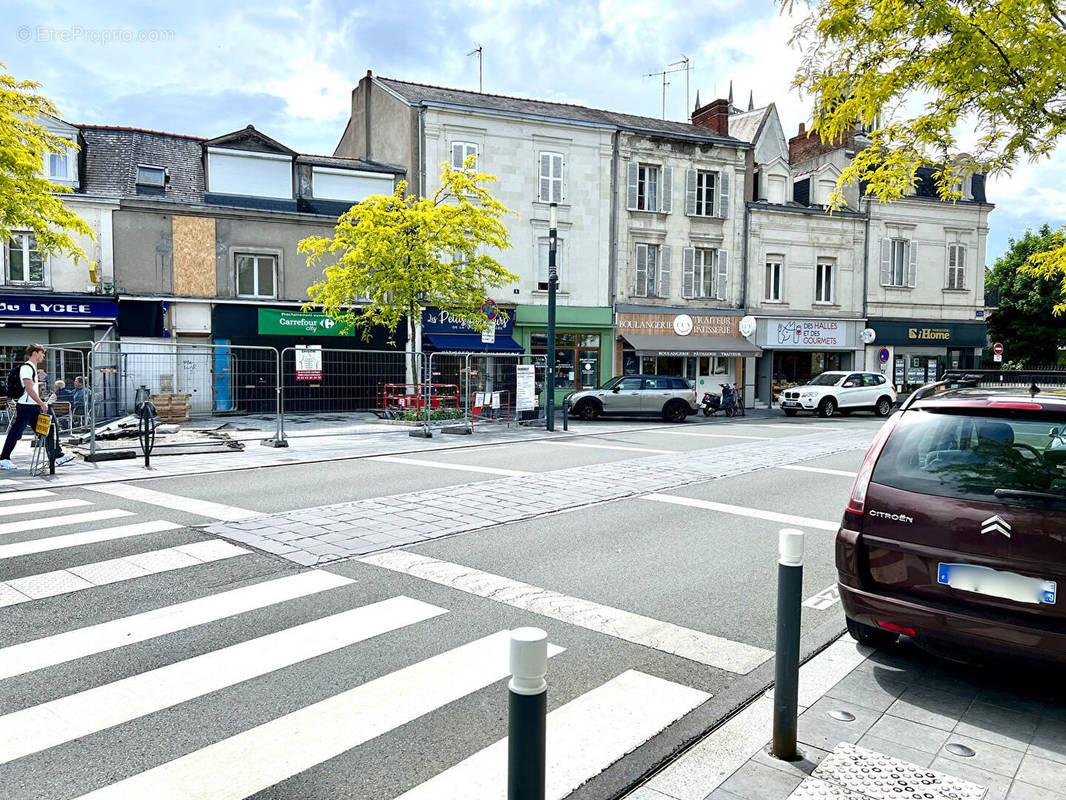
[{"x1": 2, "y1": 0, "x2": 1063, "y2": 266}]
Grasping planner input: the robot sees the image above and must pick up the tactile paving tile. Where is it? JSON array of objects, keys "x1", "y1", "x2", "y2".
[
  {"x1": 123, "y1": 548, "x2": 201, "y2": 572},
  {"x1": 788, "y1": 776, "x2": 869, "y2": 799},
  {"x1": 811, "y1": 743, "x2": 986, "y2": 800},
  {"x1": 7, "y1": 570, "x2": 94, "y2": 599},
  {"x1": 68, "y1": 558, "x2": 151, "y2": 585},
  {"x1": 0, "y1": 582, "x2": 32, "y2": 607}
]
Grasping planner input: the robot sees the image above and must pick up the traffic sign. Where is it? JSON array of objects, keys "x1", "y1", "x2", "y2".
[
  {"x1": 878, "y1": 348, "x2": 890, "y2": 364},
  {"x1": 481, "y1": 300, "x2": 499, "y2": 320},
  {"x1": 993, "y1": 342, "x2": 1004, "y2": 356}
]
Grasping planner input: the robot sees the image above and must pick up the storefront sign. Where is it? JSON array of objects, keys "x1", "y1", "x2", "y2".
[
  {"x1": 0, "y1": 295, "x2": 118, "y2": 320},
  {"x1": 422, "y1": 306, "x2": 513, "y2": 335},
  {"x1": 295, "y1": 345, "x2": 323, "y2": 381},
  {"x1": 516, "y1": 364, "x2": 536, "y2": 411},
  {"x1": 768, "y1": 319, "x2": 844, "y2": 348},
  {"x1": 869, "y1": 319, "x2": 986, "y2": 348},
  {"x1": 617, "y1": 312, "x2": 740, "y2": 337},
  {"x1": 257, "y1": 309, "x2": 353, "y2": 337}
]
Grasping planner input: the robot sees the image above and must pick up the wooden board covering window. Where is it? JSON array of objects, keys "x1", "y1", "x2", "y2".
[{"x1": 171, "y1": 216, "x2": 217, "y2": 297}]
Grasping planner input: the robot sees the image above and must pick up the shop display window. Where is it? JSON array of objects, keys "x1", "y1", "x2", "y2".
[{"x1": 531, "y1": 331, "x2": 601, "y2": 389}]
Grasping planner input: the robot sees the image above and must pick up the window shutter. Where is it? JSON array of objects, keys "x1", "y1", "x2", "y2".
[
  {"x1": 880, "y1": 239, "x2": 891, "y2": 286},
  {"x1": 682, "y1": 247, "x2": 695, "y2": 298},
  {"x1": 555, "y1": 154, "x2": 564, "y2": 203},
  {"x1": 716, "y1": 250, "x2": 729, "y2": 300},
  {"x1": 717, "y1": 170, "x2": 730, "y2": 218},
  {"x1": 907, "y1": 240, "x2": 918, "y2": 287},
  {"x1": 958, "y1": 246, "x2": 965, "y2": 288},
  {"x1": 661, "y1": 167, "x2": 673, "y2": 214},
  {"x1": 451, "y1": 143, "x2": 464, "y2": 170},
  {"x1": 538, "y1": 241, "x2": 548, "y2": 284},
  {"x1": 626, "y1": 162, "x2": 639, "y2": 211},
  {"x1": 659, "y1": 245, "x2": 671, "y2": 297},
  {"x1": 539, "y1": 153, "x2": 551, "y2": 202},
  {"x1": 635, "y1": 244, "x2": 647, "y2": 296},
  {"x1": 685, "y1": 169, "x2": 697, "y2": 216}
]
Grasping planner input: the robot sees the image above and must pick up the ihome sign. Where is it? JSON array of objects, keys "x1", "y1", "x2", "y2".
[{"x1": 907, "y1": 327, "x2": 951, "y2": 341}]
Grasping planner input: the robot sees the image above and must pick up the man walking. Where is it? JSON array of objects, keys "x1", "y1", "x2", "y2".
[{"x1": 0, "y1": 345, "x2": 74, "y2": 470}]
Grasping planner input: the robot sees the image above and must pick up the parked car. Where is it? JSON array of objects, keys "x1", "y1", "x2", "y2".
[
  {"x1": 779, "y1": 371, "x2": 896, "y2": 418},
  {"x1": 564, "y1": 375, "x2": 698, "y2": 422},
  {"x1": 837, "y1": 370, "x2": 1066, "y2": 663}
]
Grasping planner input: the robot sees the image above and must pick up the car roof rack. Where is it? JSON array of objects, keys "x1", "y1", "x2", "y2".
[{"x1": 901, "y1": 368, "x2": 1066, "y2": 411}]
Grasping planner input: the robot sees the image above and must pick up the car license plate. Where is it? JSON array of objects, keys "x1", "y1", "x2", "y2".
[
  {"x1": 938, "y1": 562, "x2": 1056, "y2": 605},
  {"x1": 781, "y1": 401, "x2": 799, "y2": 407}
]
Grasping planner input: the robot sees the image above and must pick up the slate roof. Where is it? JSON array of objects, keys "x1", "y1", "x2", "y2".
[
  {"x1": 80, "y1": 126, "x2": 206, "y2": 202},
  {"x1": 727, "y1": 105, "x2": 772, "y2": 145},
  {"x1": 376, "y1": 76, "x2": 746, "y2": 145}
]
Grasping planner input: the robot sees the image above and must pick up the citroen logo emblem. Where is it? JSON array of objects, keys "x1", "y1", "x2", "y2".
[{"x1": 981, "y1": 515, "x2": 1012, "y2": 539}]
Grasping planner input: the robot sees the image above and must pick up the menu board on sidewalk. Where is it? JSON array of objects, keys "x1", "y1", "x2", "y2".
[{"x1": 516, "y1": 365, "x2": 536, "y2": 411}]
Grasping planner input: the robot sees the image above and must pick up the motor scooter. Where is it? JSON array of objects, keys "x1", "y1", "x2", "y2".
[{"x1": 700, "y1": 390, "x2": 722, "y2": 416}]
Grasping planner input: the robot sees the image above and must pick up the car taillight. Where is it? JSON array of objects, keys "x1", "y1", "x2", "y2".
[
  {"x1": 876, "y1": 619, "x2": 916, "y2": 637},
  {"x1": 843, "y1": 413, "x2": 900, "y2": 530}
]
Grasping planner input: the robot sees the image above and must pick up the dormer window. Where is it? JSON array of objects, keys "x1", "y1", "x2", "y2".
[
  {"x1": 136, "y1": 165, "x2": 167, "y2": 188},
  {"x1": 45, "y1": 137, "x2": 75, "y2": 183},
  {"x1": 206, "y1": 148, "x2": 293, "y2": 199}
]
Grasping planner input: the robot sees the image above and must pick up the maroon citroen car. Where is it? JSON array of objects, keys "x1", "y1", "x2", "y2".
[{"x1": 837, "y1": 370, "x2": 1066, "y2": 661}]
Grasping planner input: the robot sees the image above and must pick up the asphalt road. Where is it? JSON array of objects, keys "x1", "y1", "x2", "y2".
[{"x1": 0, "y1": 413, "x2": 886, "y2": 800}]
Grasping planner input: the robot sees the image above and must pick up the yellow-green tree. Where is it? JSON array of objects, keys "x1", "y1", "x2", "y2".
[
  {"x1": 1, "y1": 64, "x2": 92, "y2": 260},
  {"x1": 783, "y1": 0, "x2": 1066, "y2": 308},
  {"x1": 299, "y1": 159, "x2": 519, "y2": 342}
]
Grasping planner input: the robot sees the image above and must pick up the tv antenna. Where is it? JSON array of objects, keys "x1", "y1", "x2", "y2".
[
  {"x1": 467, "y1": 43, "x2": 483, "y2": 92},
  {"x1": 645, "y1": 55, "x2": 691, "y2": 119}
]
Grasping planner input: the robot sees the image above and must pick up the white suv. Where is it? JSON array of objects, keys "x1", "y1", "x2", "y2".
[{"x1": 778, "y1": 371, "x2": 896, "y2": 418}]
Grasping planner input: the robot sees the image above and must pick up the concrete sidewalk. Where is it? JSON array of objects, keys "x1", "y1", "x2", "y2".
[{"x1": 629, "y1": 633, "x2": 1066, "y2": 800}]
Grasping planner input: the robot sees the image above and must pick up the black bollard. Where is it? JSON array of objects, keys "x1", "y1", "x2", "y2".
[
  {"x1": 508, "y1": 627, "x2": 547, "y2": 800},
  {"x1": 772, "y1": 527, "x2": 805, "y2": 761},
  {"x1": 562, "y1": 401, "x2": 568, "y2": 431}
]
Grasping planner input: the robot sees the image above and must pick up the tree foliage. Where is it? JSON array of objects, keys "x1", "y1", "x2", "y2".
[
  {"x1": 0, "y1": 63, "x2": 92, "y2": 259},
  {"x1": 986, "y1": 225, "x2": 1066, "y2": 365},
  {"x1": 299, "y1": 159, "x2": 519, "y2": 341}
]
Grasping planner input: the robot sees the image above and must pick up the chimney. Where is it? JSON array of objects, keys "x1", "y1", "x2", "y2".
[
  {"x1": 798, "y1": 122, "x2": 805, "y2": 136},
  {"x1": 691, "y1": 98, "x2": 730, "y2": 137}
]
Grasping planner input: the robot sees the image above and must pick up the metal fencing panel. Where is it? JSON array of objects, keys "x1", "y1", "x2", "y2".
[{"x1": 423, "y1": 351, "x2": 546, "y2": 430}]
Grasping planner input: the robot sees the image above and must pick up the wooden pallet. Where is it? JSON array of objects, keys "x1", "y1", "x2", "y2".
[{"x1": 149, "y1": 393, "x2": 192, "y2": 423}]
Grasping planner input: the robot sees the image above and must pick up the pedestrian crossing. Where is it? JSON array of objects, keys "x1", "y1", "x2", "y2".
[{"x1": 0, "y1": 482, "x2": 730, "y2": 800}]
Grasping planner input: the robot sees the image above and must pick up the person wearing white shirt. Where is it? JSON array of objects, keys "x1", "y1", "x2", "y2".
[{"x1": 0, "y1": 345, "x2": 74, "y2": 469}]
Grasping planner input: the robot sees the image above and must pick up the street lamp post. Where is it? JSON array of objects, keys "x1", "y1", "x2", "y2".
[{"x1": 546, "y1": 203, "x2": 558, "y2": 431}]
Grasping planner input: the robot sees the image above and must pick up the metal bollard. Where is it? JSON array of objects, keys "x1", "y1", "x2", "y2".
[
  {"x1": 772, "y1": 527, "x2": 805, "y2": 761},
  {"x1": 562, "y1": 401, "x2": 568, "y2": 431},
  {"x1": 508, "y1": 627, "x2": 547, "y2": 800}
]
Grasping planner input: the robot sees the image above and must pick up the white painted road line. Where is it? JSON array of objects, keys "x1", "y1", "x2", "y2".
[
  {"x1": 0, "y1": 570, "x2": 354, "y2": 680},
  {"x1": 0, "y1": 489, "x2": 54, "y2": 502},
  {"x1": 640, "y1": 637, "x2": 871, "y2": 800},
  {"x1": 82, "y1": 483, "x2": 261, "y2": 521},
  {"x1": 0, "y1": 537, "x2": 242, "y2": 606},
  {"x1": 778, "y1": 465, "x2": 857, "y2": 478},
  {"x1": 0, "y1": 595, "x2": 447, "y2": 765},
  {"x1": 0, "y1": 498, "x2": 91, "y2": 517},
  {"x1": 72, "y1": 631, "x2": 564, "y2": 800},
  {"x1": 0, "y1": 508, "x2": 132, "y2": 538},
  {"x1": 655, "y1": 430, "x2": 770, "y2": 440},
  {"x1": 803, "y1": 584, "x2": 841, "y2": 610},
  {"x1": 361, "y1": 551, "x2": 772, "y2": 674},
  {"x1": 0, "y1": 518, "x2": 175, "y2": 559},
  {"x1": 369, "y1": 455, "x2": 530, "y2": 477},
  {"x1": 643, "y1": 494, "x2": 839, "y2": 532},
  {"x1": 397, "y1": 670, "x2": 710, "y2": 800},
  {"x1": 553, "y1": 441, "x2": 675, "y2": 454}
]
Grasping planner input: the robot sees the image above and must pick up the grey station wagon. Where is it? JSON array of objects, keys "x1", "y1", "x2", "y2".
[{"x1": 564, "y1": 375, "x2": 699, "y2": 422}]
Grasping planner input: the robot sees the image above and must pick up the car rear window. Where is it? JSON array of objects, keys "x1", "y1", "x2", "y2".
[{"x1": 872, "y1": 410, "x2": 1066, "y2": 508}]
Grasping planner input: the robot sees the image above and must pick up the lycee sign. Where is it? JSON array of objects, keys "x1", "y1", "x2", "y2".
[{"x1": 0, "y1": 297, "x2": 118, "y2": 319}]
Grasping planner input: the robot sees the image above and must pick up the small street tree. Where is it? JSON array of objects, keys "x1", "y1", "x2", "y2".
[
  {"x1": 987, "y1": 225, "x2": 1066, "y2": 366},
  {"x1": 782, "y1": 0, "x2": 1066, "y2": 303},
  {"x1": 1, "y1": 64, "x2": 92, "y2": 259},
  {"x1": 298, "y1": 159, "x2": 519, "y2": 346}
]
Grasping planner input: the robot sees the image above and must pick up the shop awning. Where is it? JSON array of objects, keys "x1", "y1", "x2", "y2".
[
  {"x1": 424, "y1": 332, "x2": 524, "y2": 353},
  {"x1": 621, "y1": 333, "x2": 762, "y2": 357}
]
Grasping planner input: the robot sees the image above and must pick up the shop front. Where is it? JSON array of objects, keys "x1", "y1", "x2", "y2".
[
  {"x1": 752, "y1": 318, "x2": 864, "y2": 406},
  {"x1": 513, "y1": 305, "x2": 613, "y2": 409},
  {"x1": 614, "y1": 307, "x2": 759, "y2": 405},
  {"x1": 0, "y1": 292, "x2": 117, "y2": 384},
  {"x1": 864, "y1": 319, "x2": 985, "y2": 395}
]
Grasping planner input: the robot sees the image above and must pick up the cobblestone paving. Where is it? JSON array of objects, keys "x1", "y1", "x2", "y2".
[{"x1": 204, "y1": 429, "x2": 874, "y2": 566}]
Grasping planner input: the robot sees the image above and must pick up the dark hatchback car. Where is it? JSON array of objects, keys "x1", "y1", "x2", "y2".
[{"x1": 837, "y1": 371, "x2": 1066, "y2": 662}]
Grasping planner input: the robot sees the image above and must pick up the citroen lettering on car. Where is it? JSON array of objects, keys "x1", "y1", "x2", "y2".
[{"x1": 868, "y1": 509, "x2": 914, "y2": 524}]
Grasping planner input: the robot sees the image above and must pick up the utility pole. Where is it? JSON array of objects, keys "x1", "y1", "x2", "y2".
[{"x1": 467, "y1": 44, "x2": 483, "y2": 92}]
